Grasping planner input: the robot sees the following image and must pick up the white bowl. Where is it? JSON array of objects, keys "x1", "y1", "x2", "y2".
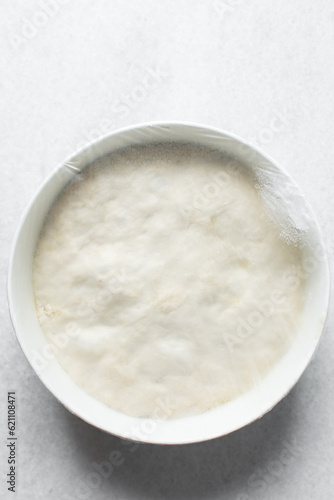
[{"x1": 8, "y1": 122, "x2": 330, "y2": 444}]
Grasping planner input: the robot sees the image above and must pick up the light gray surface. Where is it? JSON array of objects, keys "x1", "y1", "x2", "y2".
[{"x1": 1, "y1": 1, "x2": 334, "y2": 499}]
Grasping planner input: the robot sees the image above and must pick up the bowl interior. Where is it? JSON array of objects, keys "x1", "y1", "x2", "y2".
[{"x1": 8, "y1": 123, "x2": 330, "y2": 444}]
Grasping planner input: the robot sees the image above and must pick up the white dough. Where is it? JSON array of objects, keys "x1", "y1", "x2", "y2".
[{"x1": 33, "y1": 144, "x2": 305, "y2": 419}]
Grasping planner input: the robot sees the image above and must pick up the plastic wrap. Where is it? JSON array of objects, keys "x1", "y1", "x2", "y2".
[{"x1": 8, "y1": 122, "x2": 330, "y2": 444}]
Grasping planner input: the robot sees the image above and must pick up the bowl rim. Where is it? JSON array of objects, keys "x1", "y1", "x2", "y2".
[{"x1": 7, "y1": 120, "x2": 331, "y2": 445}]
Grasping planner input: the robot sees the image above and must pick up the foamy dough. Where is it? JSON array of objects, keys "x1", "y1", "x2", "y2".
[{"x1": 33, "y1": 144, "x2": 305, "y2": 419}]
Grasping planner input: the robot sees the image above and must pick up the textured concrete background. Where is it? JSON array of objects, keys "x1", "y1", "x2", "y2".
[{"x1": 1, "y1": 1, "x2": 334, "y2": 499}]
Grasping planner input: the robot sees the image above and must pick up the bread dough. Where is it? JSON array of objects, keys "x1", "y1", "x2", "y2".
[{"x1": 33, "y1": 143, "x2": 305, "y2": 419}]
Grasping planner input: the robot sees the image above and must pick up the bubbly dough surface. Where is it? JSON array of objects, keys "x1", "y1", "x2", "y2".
[{"x1": 33, "y1": 144, "x2": 305, "y2": 419}]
